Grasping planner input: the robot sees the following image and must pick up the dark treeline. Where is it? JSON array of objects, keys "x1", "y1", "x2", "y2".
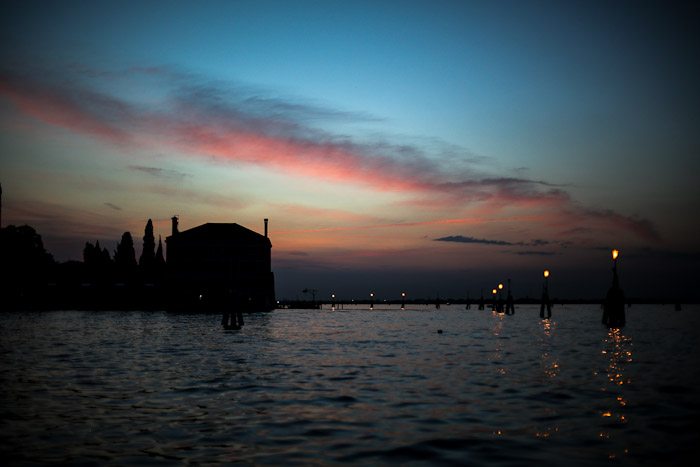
[{"x1": 1, "y1": 220, "x2": 168, "y2": 310}]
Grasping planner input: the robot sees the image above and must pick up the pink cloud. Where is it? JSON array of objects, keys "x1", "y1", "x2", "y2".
[
  {"x1": 0, "y1": 68, "x2": 660, "y2": 243},
  {"x1": 0, "y1": 74, "x2": 132, "y2": 145}
]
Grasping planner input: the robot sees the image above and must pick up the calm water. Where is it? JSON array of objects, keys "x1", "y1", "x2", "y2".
[{"x1": 1, "y1": 305, "x2": 698, "y2": 465}]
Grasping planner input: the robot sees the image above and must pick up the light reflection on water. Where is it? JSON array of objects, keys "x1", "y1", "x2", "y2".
[{"x1": 1, "y1": 305, "x2": 698, "y2": 465}]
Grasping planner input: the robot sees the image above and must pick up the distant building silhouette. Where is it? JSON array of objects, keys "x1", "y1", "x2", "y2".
[{"x1": 166, "y1": 218, "x2": 275, "y2": 311}]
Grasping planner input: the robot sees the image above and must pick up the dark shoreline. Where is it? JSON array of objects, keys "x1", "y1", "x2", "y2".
[{"x1": 3, "y1": 298, "x2": 693, "y2": 312}]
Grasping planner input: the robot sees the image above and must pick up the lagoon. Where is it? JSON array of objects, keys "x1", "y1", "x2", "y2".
[{"x1": 1, "y1": 305, "x2": 698, "y2": 465}]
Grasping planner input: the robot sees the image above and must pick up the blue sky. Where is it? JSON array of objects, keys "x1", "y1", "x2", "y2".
[{"x1": 1, "y1": 0, "x2": 698, "y2": 298}]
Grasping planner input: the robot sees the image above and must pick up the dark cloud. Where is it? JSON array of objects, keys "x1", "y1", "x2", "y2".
[
  {"x1": 104, "y1": 202, "x2": 121, "y2": 211},
  {"x1": 434, "y1": 235, "x2": 514, "y2": 246},
  {"x1": 513, "y1": 251, "x2": 557, "y2": 256},
  {"x1": 575, "y1": 207, "x2": 661, "y2": 242},
  {"x1": 435, "y1": 236, "x2": 559, "y2": 248}
]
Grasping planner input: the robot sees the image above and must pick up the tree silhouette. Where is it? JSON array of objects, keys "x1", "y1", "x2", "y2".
[
  {"x1": 0, "y1": 224, "x2": 54, "y2": 299},
  {"x1": 155, "y1": 235, "x2": 165, "y2": 266},
  {"x1": 83, "y1": 240, "x2": 113, "y2": 284},
  {"x1": 114, "y1": 232, "x2": 137, "y2": 282},
  {"x1": 139, "y1": 219, "x2": 155, "y2": 268},
  {"x1": 99, "y1": 243, "x2": 111, "y2": 265},
  {"x1": 153, "y1": 235, "x2": 166, "y2": 284},
  {"x1": 83, "y1": 241, "x2": 97, "y2": 264}
]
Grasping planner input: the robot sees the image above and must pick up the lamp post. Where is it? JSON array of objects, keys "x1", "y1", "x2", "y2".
[
  {"x1": 370, "y1": 292, "x2": 374, "y2": 310},
  {"x1": 492, "y1": 288, "x2": 498, "y2": 311},
  {"x1": 401, "y1": 292, "x2": 406, "y2": 310},
  {"x1": 541, "y1": 269, "x2": 552, "y2": 319},
  {"x1": 331, "y1": 293, "x2": 336, "y2": 310},
  {"x1": 603, "y1": 249, "x2": 625, "y2": 328},
  {"x1": 497, "y1": 282, "x2": 504, "y2": 312}
]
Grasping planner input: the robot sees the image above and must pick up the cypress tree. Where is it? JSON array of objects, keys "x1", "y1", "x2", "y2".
[
  {"x1": 115, "y1": 232, "x2": 137, "y2": 268},
  {"x1": 155, "y1": 235, "x2": 165, "y2": 266},
  {"x1": 139, "y1": 219, "x2": 156, "y2": 268}
]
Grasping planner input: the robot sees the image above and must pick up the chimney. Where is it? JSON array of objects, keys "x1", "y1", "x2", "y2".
[
  {"x1": 171, "y1": 216, "x2": 179, "y2": 236},
  {"x1": 264, "y1": 218, "x2": 269, "y2": 238}
]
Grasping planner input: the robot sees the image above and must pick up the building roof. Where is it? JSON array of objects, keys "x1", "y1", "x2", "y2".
[{"x1": 166, "y1": 223, "x2": 270, "y2": 246}]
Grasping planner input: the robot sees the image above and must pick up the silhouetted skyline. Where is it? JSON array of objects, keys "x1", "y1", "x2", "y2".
[{"x1": 1, "y1": 1, "x2": 698, "y2": 300}]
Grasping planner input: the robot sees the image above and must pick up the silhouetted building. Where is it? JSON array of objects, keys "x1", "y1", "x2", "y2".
[{"x1": 166, "y1": 218, "x2": 275, "y2": 312}]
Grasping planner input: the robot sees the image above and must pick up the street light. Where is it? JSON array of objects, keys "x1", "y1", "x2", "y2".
[
  {"x1": 541, "y1": 269, "x2": 552, "y2": 318},
  {"x1": 370, "y1": 292, "x2": 374, "y2": 310},
  {"x1": 401, "y1": 292, "x2": 406, "y2": 310},
  {"x1": 496, "y1": 283, "x2": 504, "y2": 313}
]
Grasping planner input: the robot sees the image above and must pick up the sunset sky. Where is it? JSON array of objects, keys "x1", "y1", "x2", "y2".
[{"x1": 1, "y1": 1, "x2": 698, "y2": 299}]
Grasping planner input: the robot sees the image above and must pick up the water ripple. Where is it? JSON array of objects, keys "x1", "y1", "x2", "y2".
[{"x1": 1, "y1": 305, "x2": 699, "y2": 465}]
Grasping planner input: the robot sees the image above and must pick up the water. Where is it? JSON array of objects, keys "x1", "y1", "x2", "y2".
[{"x1": 1, "y1": 305, "x2": 698, "y2": 465}]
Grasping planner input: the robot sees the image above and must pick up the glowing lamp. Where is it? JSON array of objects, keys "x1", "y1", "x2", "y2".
[
  {"x1": 492, "y1": 288, "x2": 497, "y2": 295},
  {"x1": 612, "y1": 249, "x2": 619, "y2": 260},
  {"x1": 543, "y1": 270, "x2": 550, "y2": 278},
  {"x1": 401, "y1": 292, "x2": 406, "y2": 297},
  {"x1": 370, "y1": 292, "x2": 374, "y2": 298},
  {"x1": 498, "y1": 283, "x2": 504, "y2": 290}
]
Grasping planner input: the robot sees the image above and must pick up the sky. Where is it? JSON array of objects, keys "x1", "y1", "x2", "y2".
[{"x1": 1, "y1": 0, "x2": 698, "y2": 300}]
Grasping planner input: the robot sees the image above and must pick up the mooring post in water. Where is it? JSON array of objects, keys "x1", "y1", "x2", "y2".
[
  {"x1": 496, "y1": 283, "x2": 504, "y2": 313},
  {"x1": 540, "y1": 269, "x2": 552, "y2": 319},
  {"x1": 602, "y1": 249, "x2": 625, "y2": 328},
  {"x1": 506, "y1": 278, "x2": 515, "y2": 315},
  {"x1": 465, "y1": 291, "x2": 471, "y2": 310},
  {"x1": 222, "y1": 290, "x2": 245, "y2": 330},
  {"x1": 478, "y1": 288, "x2": 485, "y2": 310},
  {"x1": 237, "y1": 304, "x2": 245, "y2": 327}
]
